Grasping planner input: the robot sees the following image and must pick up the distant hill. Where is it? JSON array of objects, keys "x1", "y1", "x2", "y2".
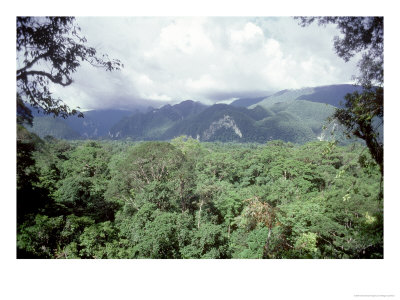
[
  {"x1": 295, "y1": 84, "x2": 364, "y2": 107},
  {"x1": 27, "y1": 106, "x2": 136, "y2": 139},
  {"x1": 30, "y1": 116, "x2": 81, "y2": 140},
  {"x1": 63, "y1": 109, "x2": 135, "y2": 138},
  {"x1": 109, "y1": 100, "x2": 207, "y2": 139},
  {"x1": 251, "y1": 84, "x2": 362, "y2": 109},
  {"x1": 107, "y1": 84, "x2": 363, "y2": 143},
  {"x1": 263, "y1": 100, "x2": 336, "y2": 134},
  {"x1": 161, "y1": 104, "x2": 265, "y2": 142},
  {"x1": 23, "y1": 84, "x2": 369, "y2": 144},
  {"x1": 244, "y1": 84, "x2": 366, "y2": 144},
  {"x1": 159, "y1": 102, "x2": 342, "y2": 144}
]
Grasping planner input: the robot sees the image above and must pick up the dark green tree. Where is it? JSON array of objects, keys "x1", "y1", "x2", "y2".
[
  {"x1": 17, "y1": 125, "x2": 50, "y2": 222},
  {"x1": 107, "y1": 142, "x2": 193, "y2": 212},
  {"x1": 296, "y1": 17, "x2": 383, "y2": 175},
  {"x1": 16, "y1": 17, "x2": 123, "y2": 125},
  {"x1": 54, "y1": 141, "x2": 116, "y2": 222}
]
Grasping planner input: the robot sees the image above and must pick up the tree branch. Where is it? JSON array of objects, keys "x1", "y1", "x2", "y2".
[
  {"x1": 17, "y1": 70, "x2": 73, "y2": 86},
  {"x1": 17, "y1": 52, "x2": 49, "y2": 75}
]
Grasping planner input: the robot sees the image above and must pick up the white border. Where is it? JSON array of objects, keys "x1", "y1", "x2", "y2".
[{"x1": 2, "y1": 1, "x2": 399, "y2": 299}]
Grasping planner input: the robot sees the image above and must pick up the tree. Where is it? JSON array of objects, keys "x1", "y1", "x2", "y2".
[
  {"x1": 296, "y1": 17, "x2": 383, "y2": 175},
  {"x1": 17, "y1": 17, "x2": 123, "y2": 125},
  {"x1": 180, "y1": 222, "x2": 229, "y2": 258},
  {"x1": 240, "y1": 196, "x2": 278, "y2": 258},
  {"x1": 17, "y1": 125, "x2": 50, "y2": 221},
  {"x1": 107, "y1": 142, "x2": 191, "y2": 212},
  {"x1": 54, "y1": 141, "x2": 116, "y2": 222}
]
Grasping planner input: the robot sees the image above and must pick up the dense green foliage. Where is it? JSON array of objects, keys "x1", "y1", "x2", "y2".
[{"x1": 17, "y1": 130, "x2": 383, "y2": 259}]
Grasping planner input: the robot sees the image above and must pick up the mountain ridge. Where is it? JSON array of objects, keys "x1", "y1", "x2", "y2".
[{"x1": 25, "y1": 84, "x2": 365, "y2": 144}]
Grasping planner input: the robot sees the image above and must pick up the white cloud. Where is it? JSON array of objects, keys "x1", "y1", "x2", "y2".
[
  {"x1": 186, "y1": 74, "x2": 218, "y2": 90},
  {"x1": 136, "y1": 74, "x2": 154, "y2": 86},
  {"x1": 216, "y1": 97, "x2": 239, "y2": 104},
  {"x1": 50, "y1": 16, "x2": 359, "y2": 110},
  {"x1": 159, "y1": 18, "x2": 214, "y2": 54},
  {"x1": 230, "y1": 22, "x2": 264, "y2": 45},
  {"x1": 263, "y1": 38, "x2": 282, "y2": 58},
  {"x1": 142, "y1": 93, "x2": 172, "y2": 102}
]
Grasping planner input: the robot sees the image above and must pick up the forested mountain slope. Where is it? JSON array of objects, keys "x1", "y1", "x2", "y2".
[
  {"x1": 161, "y1": 104, "x2": 319, "y2": 143},
  {"x1": 30, "y1": 116, "x2": 82, "y2": 140},
  {"x1": 108, "y1": 100, "x2": 207, "y2": 139},
  {"x1": 25, "y1": 84, "x2": 364, "y2": 144},
  {"x1": 250, "y1": 84, "x2": 363, "y2": 109},
  {"x1": 28, "y1": 107, "x2": 135, "y2": 139}
]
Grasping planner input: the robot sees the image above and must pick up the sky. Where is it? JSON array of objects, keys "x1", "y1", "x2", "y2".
[{"x1": 49, "y1": 16, "x2": 360, "y2": 111}]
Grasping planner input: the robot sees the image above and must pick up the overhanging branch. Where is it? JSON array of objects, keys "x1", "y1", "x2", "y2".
[
  {"x1": 17, "y1": 52, "x2": 50, "y2": 75},
  {"x1": 17, "y1": 70, "x2": 73, "y2": 86}
]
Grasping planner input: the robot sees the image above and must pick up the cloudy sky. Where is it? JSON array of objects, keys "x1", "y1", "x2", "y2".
[{"x1": 51, "y1": 16, "x2": 359, "y2": 110}]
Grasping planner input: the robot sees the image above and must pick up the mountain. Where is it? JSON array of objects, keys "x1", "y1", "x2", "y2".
[
  {"x1": 250, "y1": 84, "x2": 362, "y2": 109},
  {"x1": 27, "y1": 106, "x2": 136, "y2": 139},
  {"x1": 231, "y1": 85, "x2": 365, "y2": 144},
  {"x1": 161, "y1": 104, "x2": 265, "y2": 142},
  {"x1": 108, "y1": 100, "x2": 208, "y2": 139},
  {"x1": 63, "y1": 109, "x2": 135, "y2": 138},
  {"x1": 159, "y1": 103, "x2": 325, "y2": 143},
  {"x1": 259, "y1": 99, "x2": 336, "y2": 134},
  {"x1": 295, "y1": 84, "x2": 364, "y2": 107},
  {"x1": 107, "y1": 84, "x2": 360, "y2": 143},
  {"x1": 30, "y1": 116, "x2": 81, "y2": 140},
  {"x1": 23, "y1": 84, "x2": 369, "y2": 144}
]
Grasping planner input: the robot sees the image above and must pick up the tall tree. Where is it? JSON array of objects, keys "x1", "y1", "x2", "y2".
[
  {"x1": 17, "y1": 17, "x2": 123, "y2": 125},
  {"x1": 296, "y1": 17, "x2": 383, "y2": 175},
  {"x1": 240, "y1": 196, "x2": 278, "y2": 258}
]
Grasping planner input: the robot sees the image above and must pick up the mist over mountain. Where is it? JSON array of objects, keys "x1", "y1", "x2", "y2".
[
  {"x1": 230, "y1": 95, "x2": 271, "y2": 107},
  {"x1": 26, "y1": 84, "x2": 364, "y2": 144},
  {"x1": 27, "y1": 104, "x2": 151, "y2": 139}
]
